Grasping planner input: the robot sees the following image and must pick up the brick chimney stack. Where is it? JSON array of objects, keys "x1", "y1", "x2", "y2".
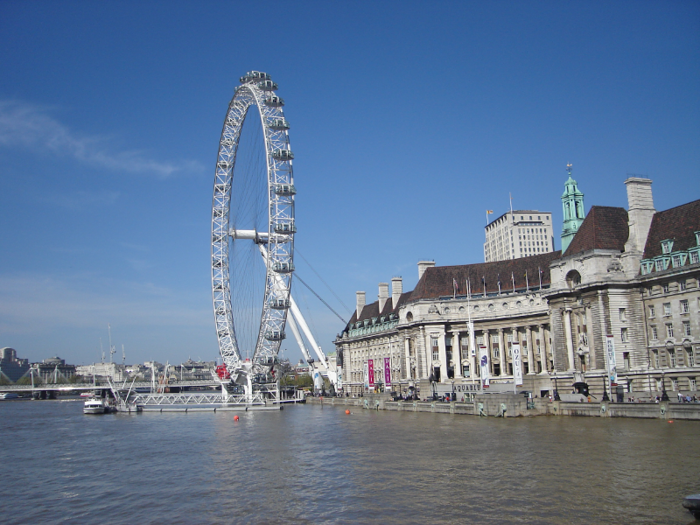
[
  {"x1": 378, "y1": 282, "x2": 389, "y2": 312},
  {"x1": 356, "y1": 291, "x2": 366, "y2": 319},
  {"x1": 417, "y1": 260, "x2": 435, "y2": 280},
  {"x1": 391, "y1": 277, "x2": 403, "y2": 309}
]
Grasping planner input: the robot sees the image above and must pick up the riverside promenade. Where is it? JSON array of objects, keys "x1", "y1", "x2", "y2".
[{"x1": 308, "y1": 393, "x2": 700, "y2": 420}]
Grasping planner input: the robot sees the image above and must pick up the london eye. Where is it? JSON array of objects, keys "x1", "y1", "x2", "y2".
[{"x1": 211, "y1": 71, "x2": 296, "y2": 392}]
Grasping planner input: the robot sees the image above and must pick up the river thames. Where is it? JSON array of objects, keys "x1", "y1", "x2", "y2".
[{"x1": 0, "y1": 399, "x2": 698, "y2": 524}]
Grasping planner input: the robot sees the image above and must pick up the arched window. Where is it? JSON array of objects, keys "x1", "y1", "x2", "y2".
[{"x1": 566, "y1": 270, "x2": 582, "y2": 289}]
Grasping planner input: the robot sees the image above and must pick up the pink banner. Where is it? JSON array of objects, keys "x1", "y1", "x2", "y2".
[
  {"x1": 384, "y1": 357, "x2": 391, "y2": 386},
  {"x1": 368, "y1": 359, "x2": 374, "y2": 387}
]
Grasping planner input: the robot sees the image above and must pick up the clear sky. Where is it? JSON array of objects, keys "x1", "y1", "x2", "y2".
[{"x1": 1, "y1": 1, "x2": 698, "y2": 366}]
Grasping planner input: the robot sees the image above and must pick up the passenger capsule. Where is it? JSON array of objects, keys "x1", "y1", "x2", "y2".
[
  {"x1": 274, "y1": 184, "x2": 297, "y2": 196},
  {"x1": 264, "y1": 96, "x2": 284, "y2": 107},
  {"x1": 267, "y1": 118, "x2": 290, "y2": 131},
  {"x1": 271, "y1": 149, "x2": 294, "y2": 161}
]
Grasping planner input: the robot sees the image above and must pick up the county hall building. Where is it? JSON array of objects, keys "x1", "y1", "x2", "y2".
[{"x1": 335, "y1": 175, "x2": 700, "y2": 401}]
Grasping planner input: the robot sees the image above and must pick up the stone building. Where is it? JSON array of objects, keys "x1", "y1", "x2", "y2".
[
  {"x1": 34, "y1": 356, "x2": 76, "y2": 383},
  {"x1": 0, "y1": 347, "x2": 30, "y2": 383},
  {"x1": 638, "y1": 199, "x2": 700, "y2": 396},
  {"x1": 336, "y1": 254, "x2": 560, "y2": 399},
  {"x1": 336, "y1": 176, "x2": 700, "y2": 400},
  {"x1": 484, "y1": 210, "x2": 554, "y2": 262}
]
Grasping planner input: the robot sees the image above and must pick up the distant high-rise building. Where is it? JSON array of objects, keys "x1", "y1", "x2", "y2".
[
  {"x1": 484, "y1": 210, "x2": 554, "y2": 262},
  {"x1": 560, "y1": 164, "x2": 586, "y2": 252}
]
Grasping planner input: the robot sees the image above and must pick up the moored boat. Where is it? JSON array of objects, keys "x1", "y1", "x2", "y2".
[{"x1": 83, "y1": 398, "x2": 113, "y2": 414}]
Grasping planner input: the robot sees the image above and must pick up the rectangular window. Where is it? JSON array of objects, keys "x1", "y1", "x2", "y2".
[
  {"x1": 621, "y1": 327, "x2": 629, "y2": 342},
  {"x1": 651, "y1": 326, "x2": 658, "y2": 340},
  {"x1": 672, "y1": 378, "x2": 678, "y2": 391},
  {"x1": 666, "y1": 324, "x2": 674, "y2": 338},
  {"x1": 649, "y1": 305, "x2": 655, "y2": 318},
  {"x1": 672, "y1": 255, "x2": 682, "y2": 268},
  {"x1": 623, "y1": 352, "x2": 630, "y2": 370},
  {"x1": 619, "y1": 308, "x2": 626, "y2": 322},
  {"x1": 681, "y1": 300, "x2": 689, "y2": 314},
  {"x1": 691, "y1": 252, "x2": 699, "y2": 264},
  {"x1": 689, "y1": 349, "x2": 696, "y2": 367},
  {"x1": 668, "y1": 349, "x2": 676, "y2": 367},
  {"x1": 652, "y1": 350, "x2": 659, "y2": 368},
  {"x1": 690, "y1": 377, "x2": 697, "y2": 392},
  {"x1": 680, "y1": 280, "x2": 687, "y2": 291},
  {"x1": 664, "y1": 303, "x2": 672, "y2": 316},
  {"x1": 663, "y1": 283, "x2": 670, "y2": 294},
  {"x1": 656, "y1": 260, "x2": 664, "y2": 272},
  {"x1": 683, "y1": 321, "x2": 691, "y2": 336}
]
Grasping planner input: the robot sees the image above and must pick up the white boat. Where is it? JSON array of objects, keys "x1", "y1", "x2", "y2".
[
  {"x1": 0, "y1": 393, "x2": 19, "y2": 400},
  {"x1": 83, "y1": 398, "x2": 111, "y2": 414}
]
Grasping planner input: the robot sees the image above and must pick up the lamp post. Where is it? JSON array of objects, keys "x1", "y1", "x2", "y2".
[
  {"x1": 601, "y1": 375, "x2": 610, "y2": 402},
  {"x1": 553, "y1": 375, "x2": 561, "y2": 401},
  {"x1": 661, "y1": 370, "x2": 669, "y2": 401}
]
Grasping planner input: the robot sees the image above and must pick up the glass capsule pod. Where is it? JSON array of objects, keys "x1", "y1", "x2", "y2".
[
  {"x1": 264, "y1": 330, "x2": 286, "y2": 341},
  {"x1": 267, "y1": 118, "x2": 290, "y2": 131},
  {"x1": 272, "y1": 261, "x2": 294, "y2": 273},
  {"x1": 274, "y1": 184, "x2": 297, "y2": 196},
  {"x1": 271, "y1": 149, "x2": 294, "y2": 161},
  {"x1": 258, "y1": 80, "x2": 278, "y2": 91},
  {"x1": 273, "y1": 222, "x2": 296, "y2": 234},
  {"x1": 269, "y1": 298, "x2": 290, "y2": 309},
  {"x1": 240, "y1": 71, "x2": 270, "y2": 83},
  {"x1": 264, "y1": 96, "x2": 284, "y2": 107}
]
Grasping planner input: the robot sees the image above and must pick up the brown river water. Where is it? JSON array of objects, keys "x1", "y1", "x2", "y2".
[{"x1": 1, "y1": 399, "x2": 698, "y2": 524}]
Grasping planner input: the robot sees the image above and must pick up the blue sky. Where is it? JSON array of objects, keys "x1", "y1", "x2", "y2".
[{"x1": 1, "y1": 1, "x2": 698, "y2": 366}]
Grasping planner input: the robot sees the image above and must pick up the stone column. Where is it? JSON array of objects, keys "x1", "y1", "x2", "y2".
[
  {"x1": 438, "y1": 330, "x2": 448, "y2": 383},
  {"x1": 420, "y1": 326, "x2": 428, "y2": 379},
  {"x1": 452, "y1": 330, "x2": 462, "y2": 378},
  {"x1": 403, "y1": 337, "x2": 409, "y2": 380},
  {"x1": 538, "y1": 324, "x2": 548, "y2": 373},
  {"x1": 484, "y1": 329, "x2": 492, "y2": 375},
  {"x1": 526, "y1": 325, "x2": 535, "y2": 374},
  {"x1": 586, "y1": 306, "x2": 597, "y2": 370},
  {"x1": 498, "y1": 328, "x2": 506, "y2": 376},
  {"x1": 563, "y1": 308, "x2": 575, "y2": 371}
]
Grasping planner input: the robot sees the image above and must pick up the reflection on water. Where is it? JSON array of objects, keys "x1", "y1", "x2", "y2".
[{"x1": 1, "y1": 400, "x2": 698, "y2": 524}]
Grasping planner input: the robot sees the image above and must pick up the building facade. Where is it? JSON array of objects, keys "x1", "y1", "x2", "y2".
[
  {"x1": 336, "y1": 255, "x2": 559, "y2": 399},
  {"x1": 336, "y1": 176, "x2": 700, "y2": 400},
  {"x1": 0, "y1": 347, "x2": 30, "y2": 383},
  {"x1": 484, "y1": 210, "x2": 554, "y2": 262}
]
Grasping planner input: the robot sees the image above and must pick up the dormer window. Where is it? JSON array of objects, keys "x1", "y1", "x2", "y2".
[
  {"x1": 661, "y1": 240, "x2": 674, "y2": 254},
  {"x1": 696, "y1": 231, "x2": 700, "y2": 246}
]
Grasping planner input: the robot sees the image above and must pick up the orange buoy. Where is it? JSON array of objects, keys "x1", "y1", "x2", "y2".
[
  {"x1": 234, "y1": 415, "x2": 240, "y2": 421},
  {"x1": 345, "y1": 409, "x2": 350, "y2": 415},
  {"x1": 668, "y1": 420, "x2": 674, "y2": 423}
]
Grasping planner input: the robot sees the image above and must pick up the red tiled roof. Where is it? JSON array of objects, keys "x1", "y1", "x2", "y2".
[
  {"x1": 643, "y1": 199, "x2": 700, "y2": 259},
  {"x1": 408, "y1": 251, "x2": 562, "y2": 302},
  {"x1": 563, "y1": 206, "x2": 629, "y2": 257}
]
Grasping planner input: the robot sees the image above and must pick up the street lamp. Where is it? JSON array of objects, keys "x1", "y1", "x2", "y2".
[
  {"x1": 601, "y1": 375, "x2": 610, "y2": 402},
  {"x1": 661, "y1": 370, "x2": 669, "y2": 401}
]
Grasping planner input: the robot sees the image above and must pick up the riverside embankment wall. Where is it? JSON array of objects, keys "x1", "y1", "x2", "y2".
[{"x1": 307, "y1": 395, "x2": 700, "y2": 420}]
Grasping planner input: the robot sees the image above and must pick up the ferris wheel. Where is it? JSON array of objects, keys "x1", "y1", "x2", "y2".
[{"x1": 211, "y1": 71, "x2": 296, "y2": 380}]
